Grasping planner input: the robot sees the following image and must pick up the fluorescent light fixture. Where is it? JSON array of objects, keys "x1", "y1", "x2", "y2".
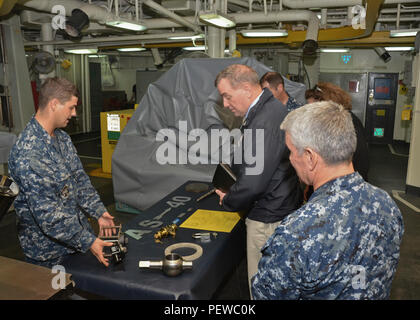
[
  {"x1": 183, "y1": 46, "x2": 231, "y2": 53},
  {"x1": 168, "y1": 34, "x2": 204, "y2": 40},
  {"x1": 389, "y1": 28, "x2": 420, "y2": 37},
  {"x1": 64, "y1": 48, "x2": 98, "y2": 54},
  {"x1": 320, "y1": 48, "x2": 350, "y2": 53},
  {"x1": 183, "y1": 45, "x2": 206, "y2": 51},
  {"x1": 384, "y1": 46, "x2": 414, "y2": 51},
  {"x1": 106, "y1": 20, "x2": 147, "y2": 32},
  {"x1": 88, "y1": 54, "x2": 107, "y2": 58},
  {"x1": 117, "y1": 47, "x2": 146, "y2": 52},
  {"x1": 199, "y1": 11, "x2": 236, "y2": 28},
  {"x1": 240, "y1": 29, "x2": 288, "y2": 37}
]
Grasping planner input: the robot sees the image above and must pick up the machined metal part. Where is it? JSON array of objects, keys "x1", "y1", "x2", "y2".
[
  {"x1": 139, "y1": 253, "x2": 193, "y2": 277},
  {"x1": 192, "y1": 232, "x2": 218, "y2": 242},
  {"x1": 100, "y1": 224, "x2": 128, "y2": 264}
]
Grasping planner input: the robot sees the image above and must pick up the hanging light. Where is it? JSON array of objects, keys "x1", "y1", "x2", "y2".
[
  {"x1": 240, "y1": 29, "x2": 288, "y2": 37},
  {"x1": 199, "y1": 11, "x2": 236, "y2": 28},
  {"x1": 389, "y1": 28, "x2": 420, "y2": 38},
  {"x1": 106, "y1": 19, "x2": 147, "y2": 32}
]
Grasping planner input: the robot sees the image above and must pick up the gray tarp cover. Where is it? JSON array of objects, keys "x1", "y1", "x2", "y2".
[
  {"x1": 0, "y1": 132, "x2": 17, "y2": 164},
  {"x1": 112, "y1": 57, "x2": 306, "y2": 211}
]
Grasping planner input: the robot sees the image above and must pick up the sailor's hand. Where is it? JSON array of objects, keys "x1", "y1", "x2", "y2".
[
  {"x1": 215, "y1": 189, "x2": 226, "y2": 206},
  {"x1": 98, "y1": 212, "x2": 115, "y2": 238},
  {"x1": 90, "y1": 238, "x2": 113, "y2": 267}
]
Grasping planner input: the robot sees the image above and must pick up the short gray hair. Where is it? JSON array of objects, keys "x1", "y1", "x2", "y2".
[
  {"x1": 214, "y1": 64, "x2": 260, "y2": 89},
  {"x1": 280, "y1": 101, "x2": 357, "y2": 165}
]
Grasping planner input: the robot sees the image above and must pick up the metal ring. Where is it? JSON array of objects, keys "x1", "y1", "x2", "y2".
[{"x1": 164, "y1": 242, "x2": 203, "y2": 261}]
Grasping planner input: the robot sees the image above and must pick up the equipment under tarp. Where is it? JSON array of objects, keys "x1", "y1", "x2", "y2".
[
  {"x1": 0, "y1": 132, "x2": 16, "y2": 164},
  {"x1": 112, "y1": 57, "x2": 306, "y2": 211}
]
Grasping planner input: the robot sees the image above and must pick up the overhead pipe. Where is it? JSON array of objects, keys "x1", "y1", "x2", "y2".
[
  {"x1": 115, "y1": 0, "x2": 119, "y2": 18},
  {"x1": 207, "y1": 0, "x2": 225, "y2": 58},
  {"x1": 227, "y1": 0, "x2": 262, "y2": 11},
  {"x1": 228, "y1": 29, "x2": 237, "y2": 52},
  {"x1": 140, "y1": 10, "x2": 321, "y2": 52},
  {"x1": 327, "y1": 16, "x2": 420, "y2": 23},
  {"x1": 322, "y1": 7, "x2": 420, "y2": 15},
  {"x1": 23, "y1": 32, "x2": 202, "y2": 46},
  {"x1": 275, "y1": 0, "x2": 386, "y2": 42},
  {"x1": 231, "y1": 10, "x2": 320, "y2": 43},
  {"x1": 220, "y1": 0, "x2": 227, "y2": 56},
  {"x1": 281, "y1": 0, "x2": 415, "y2": 9},
  {"x1": 320, "y1": 8, "x2": 327, "y2": 28},
  {"x1": 20, "y1": 0, "x2": 115, "y2": 22},
  {"x1": 142, "y1": 0, "x2": 202, "y2": 34},
  {"x1": 347, "y1": 6, "x2": 354, "y2": 26},
  {"x1": 21, "y1": 0, "x2": 318, "y2": 38},
  {"x1": 21, "y1": 0, "x2": 325, "y2": 49},
  {"x1": 151, "y1": 48, "x2": 163, "y2": 68},
  {"x1": 40, "y1": 22, "x2": 56, "y2": 79},
  {"x1": 21, "y1": 0, "x2": 202, "y2": 33},
  {"x1": 135, "y1": 0, "x2": 139, "y2": 21},
  {"x1": 23, "y1": 11, "x2": 320, "y2": 49}
]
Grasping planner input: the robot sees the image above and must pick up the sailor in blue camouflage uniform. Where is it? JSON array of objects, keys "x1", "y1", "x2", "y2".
[
  {"x1": 8, "y1": 77, "x2": 114, "y2": 268},
  {"x1": 285, "y1": 95, "x2": 300, "y2": 112},
  {"x1": 252, "y1": 101, "x2": 404, "y2": 300},
  {"x1": 260, "y1": 71, "x2": 302, "y2": 112}
]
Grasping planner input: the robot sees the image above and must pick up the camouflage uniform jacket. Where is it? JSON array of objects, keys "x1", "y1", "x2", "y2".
[
  {"x1": 252, "y1": 172, "x2": 404, "y2": 300},
  {"x1": 8, "y1": 117, "x2": 106, "y2": 264},
  {"x1": 286, "y1": 94, "x2": 302, "y2": 113}
]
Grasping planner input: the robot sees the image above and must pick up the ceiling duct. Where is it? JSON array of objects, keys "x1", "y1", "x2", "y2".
[
  {"x1": 64, "y1": 8, "x2": 90, "y2": 38},
  {"x1": 142, "y1": 0, "x2": 202, "y2": 33},
  {"x1": 20, "y1": 0, "x2": 114, "y2": 23},
  {"x1": 161, "y1": 0, "x2": 196, "y2": 15},
  {"x1": 281, "y1": 0, "x2": 416, "y2": 9}
]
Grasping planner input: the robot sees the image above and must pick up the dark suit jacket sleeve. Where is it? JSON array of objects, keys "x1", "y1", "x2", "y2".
[
  {"x1": 222, "y1": 122, "x2": 286, "y2": 212},
  {"x1": 351, "y1": 112, "x2": 370, "y2": 181}
]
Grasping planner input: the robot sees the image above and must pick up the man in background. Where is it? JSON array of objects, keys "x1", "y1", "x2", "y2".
[{"x1": 260, "y1": 71, "x2": 302, "y2": 112}]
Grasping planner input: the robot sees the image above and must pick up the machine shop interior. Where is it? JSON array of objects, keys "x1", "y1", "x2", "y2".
[{"x1": 0, "y1": 0, "x2": 420, "y2": 300}]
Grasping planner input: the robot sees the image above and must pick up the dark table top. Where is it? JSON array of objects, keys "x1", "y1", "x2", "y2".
[{"x1": 62, "y1": 181, "x2": 246, "y2": 300}]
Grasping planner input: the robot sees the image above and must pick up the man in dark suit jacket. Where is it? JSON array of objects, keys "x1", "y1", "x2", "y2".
[{"x1": 214, "y1": 64, "x2": 302, "y2": 297}]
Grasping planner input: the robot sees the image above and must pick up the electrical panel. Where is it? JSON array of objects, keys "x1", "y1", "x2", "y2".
[{"x1": 365, "y1": 73, "x2": 398, "y2": 144}]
